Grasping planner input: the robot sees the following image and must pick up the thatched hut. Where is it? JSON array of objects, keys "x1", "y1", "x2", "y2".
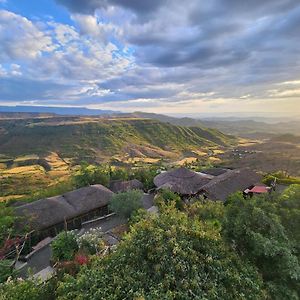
[
  {"x1": 15, "y1": 185, "x2": 113, "y2": 242},
  {"x1": 199, "y1": 169, "x2": 262, "y2": 202},
  {"x1": 153, "y1": 167, "x2": 211, "y2": 196},
  {"x1": 109, "y1": 179, "x2": 144, "y2": 193}
]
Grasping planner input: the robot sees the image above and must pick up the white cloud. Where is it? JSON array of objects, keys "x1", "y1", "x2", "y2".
[{"x1": 0, "y1": 10, "x2": 54, "y2": 61}]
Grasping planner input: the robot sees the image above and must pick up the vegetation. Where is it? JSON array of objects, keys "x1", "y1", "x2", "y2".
[
  {"x1": 52, "y1": 229, "x2": 106, "y2": 263},
  {"x1": 51, "y1": 231, "x2": 79, "y2": 262},
  {"x1": 263, "y1": 171, "x2": 300, "y2": 186},
  {"x1": 0, "y1": 278, "x2": 56, "y2": 300},
  {"x1": 0, "y1": 203, "x2": 17, "y2": 248},
  {"x1": 155, "y1": 188, "x2": 183, "y2": 210},
  {"x1": 109, "y1": 190, "x2": 143, "y2": 219},
  {"x1": 73, "y1": 164, "x2": 110, "y2": 188},
  {"x1": 57, "y1": 205, "x2": 264, "y2": 300},
  {"x1": 0, "y1": 118, "x2": 234, "y2": 160},
  {"x1": 223, "y1": 192, "x2": 300, "y2": 299},
  {"x1": 75, "y1": 228, "x2": 105, "y2": 255},
  {"x1": 1, "y1": 182, "x2": 300, "y2": 298},
  {"x1": 0, "y1": 260, "x2": 15, "y2": 284}
]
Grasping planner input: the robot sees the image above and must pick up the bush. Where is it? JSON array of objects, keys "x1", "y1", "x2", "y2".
[
  {"x1": 0, "y1": 278, "x2": 56, "y2": 300},
  {"x1": 0, "y1": 260, "x2": 15, "y2": 284},
  {"x1": 129, "y1": 208, "x2": 148, "y2": 226},
  {"x1": 0, "y1": 203, "x2": 16, "y2": 248},
  {"x1": 109, "y1": 190, "x2": 143, "y2": 219},
  {"x1": 155, "y1": 188, "x2": 183, "y2": 210},
  {"x1": 76, "y1": 228, "x2": 105, "y2": 255},
  {"x1": 51, "y1": 231, "x2": 79, "y2": 262},
  {"x1": 263, "y1": 172, "x2": 300, "y2": 186}
]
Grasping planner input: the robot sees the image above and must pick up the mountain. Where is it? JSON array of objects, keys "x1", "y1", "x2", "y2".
[
  {"x1": 121, "y1": 112, "x2": 300, "y2": 138},
  {"x1": 0, "y1": 106, "x2": 118, "y2": 116},
  {"x1": 0, "y1": 116, "x2": 235, "y2": 163}
]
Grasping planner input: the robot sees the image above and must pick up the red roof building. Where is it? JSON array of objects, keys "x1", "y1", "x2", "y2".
[{"x1": 247, "y1": 185, "x2": 270, "y2": 194}]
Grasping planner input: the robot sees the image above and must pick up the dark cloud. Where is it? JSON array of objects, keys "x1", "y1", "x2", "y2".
[{"x1": 55, "y1": 0, "x2": 164, "y2": 15}]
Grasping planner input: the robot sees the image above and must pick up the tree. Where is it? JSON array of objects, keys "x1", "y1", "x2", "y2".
[
  {"x1": 51, "y1": 231, "x2": 78, "y2": 262},
  {"x1": 0, "y1": 278, "x2": 56, "y2": 300},
  {"x1": 57, "y1": 206, "x2": 264, "y2": 299},
  {"x1": 154, "y1": 188, "x2": 183, "y2": 210},
  {"x1": 0, "y1": 203, "x2": 15, "y2": 248},
  {"x1": 276, "y1": 185, "x2": 300, "y2": 259},
  {"x1": 129, "y1": 167, "x2": 157, "y2": 190},
  {"x1": 222, "y1": 193, "x2": 300, "y2": 299},
  {"x1": 109, "y1": 190, "x2": 143, "y2": 219},
  {"x1": 73, "y1": 164, "x2": 110, "y2": 188}
]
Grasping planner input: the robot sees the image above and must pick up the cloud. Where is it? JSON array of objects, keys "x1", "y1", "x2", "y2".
[
  {"x1": 55, "y1": 0, "x2": 164, "y2": 16},
  {"x1": 0, "y1": 1, "x2": 300, "y2": 116},
  {"x1": 0, "y1": 10, "x2": 54, "y2": 62}
]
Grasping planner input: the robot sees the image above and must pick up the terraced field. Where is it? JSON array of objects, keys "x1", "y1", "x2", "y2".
[{"x1": 0, "y1": 152, "x2": 71, "y2": 202}]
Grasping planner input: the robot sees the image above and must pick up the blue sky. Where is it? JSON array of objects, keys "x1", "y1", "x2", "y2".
[{"x1": 0, "y1": 0, "x2": 300, "y2": 117}]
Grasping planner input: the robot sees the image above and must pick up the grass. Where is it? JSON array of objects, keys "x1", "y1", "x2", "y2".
[
  {"x1": 176, "y1": 157, "x2": 199, "y2": 165},
  {"x1": 1, "y1": 165, "x2": 44, "y2": 176}
]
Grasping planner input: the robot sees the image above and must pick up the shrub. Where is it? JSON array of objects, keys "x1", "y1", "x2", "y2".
[
  {"x1": 109, "y1": 190, "x2": 143, "y2": 219},
  {"x1": 0, "y1": 260, "x2": 15, "y2": 284},
  {"x1": 0, "y1": 203, "x2": 16, "y2": 248},
  {"x1": 155, "y1": 188, "x2": 183, "y2": 210},
  {"x1": 76, "y1": 228, "x2": 105, "y2": 255},
  {"x1": 51, "y1": 231, "x2": 78, "y2": 262},
  {"x1": 129, "y1": 208, "x2": 148, "y2": 226},
  {"x1": 0, "y1": 278, "x2": 56, "y2": 300}
]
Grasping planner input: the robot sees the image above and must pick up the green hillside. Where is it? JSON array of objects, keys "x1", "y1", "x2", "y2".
[{"x1": 0, "y1": 116, "x2": 235, "y2": 163}]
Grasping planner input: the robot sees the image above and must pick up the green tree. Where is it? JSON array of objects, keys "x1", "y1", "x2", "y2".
[
  {"x1": 155, "y1": 188, "x2": 183, "y2": 210},
  {"x1": 0, "y1": 278, "x2": 56, "y2": 300},
  {"x1": 222, "y1": 193, "x2": 300, "y2": 299},
  {"x1": 0, "y1": 203, "x2": 16, "y2": 247},
  {"x1": 109, "y1": 190, "x2": 143, "y2": 219},
  {"x1": 57, "y1": 206, "x2": 264, "y2": 300},
  {"x1": 276, "y1": 184, "x2": 300, "y2": 258},
  {"x1": 73, "y1": 164, "x2": 110, "y2": 188},
  {"x1": 51, "y1": 231, "x2": 79, "y2": 262},
  {"x1": 130, "y1": 167, "x2": 157, "y2": 190}
]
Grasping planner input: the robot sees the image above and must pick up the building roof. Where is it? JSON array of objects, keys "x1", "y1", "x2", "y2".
[
  {"x1": 200, "y1": 168, "x2": 230, "y2": 176},
  {"x1": 109, "y1": 179, "x2": 144, "y2": 193},
  {"x1": 200, "y1": 169, "x2": 262, "y2": 202},
  {"x1": 248, "y1": 185, "x2": 270, "y2": 194},
  {"x1": 15, "y1": 185, "x2": 113, "y2": 231},
  {"x1": 154, "y1": 167, "x2": 211, "y2": 195}
]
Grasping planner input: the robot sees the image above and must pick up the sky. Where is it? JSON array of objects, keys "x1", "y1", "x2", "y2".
[{"x1": 0, "y1": 0, "x2": 300, "y2": 118}]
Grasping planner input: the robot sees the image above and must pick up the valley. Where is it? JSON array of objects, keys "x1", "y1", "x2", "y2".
[{"x1": 1, "y1": 113, "x2": 299, "y2": 203}]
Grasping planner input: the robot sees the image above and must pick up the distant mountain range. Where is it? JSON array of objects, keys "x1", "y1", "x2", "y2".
[
  {"x1": 120, "y1": 112, "x2": 300, "y2": 138},
  {"x1": 0, "y1": 105, "x2": 118, "y2": 116},
  {"x1": 0, "y1": 106, "x2": 299, "y2": 138}
]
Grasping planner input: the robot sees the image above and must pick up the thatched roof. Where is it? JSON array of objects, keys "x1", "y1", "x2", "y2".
[
  {"x1": 15, "y1": 185, "x2": 113, "y2": 231},
  {"x1": 201, "y1": 168, "x2": 230, "y2": 177},
  {"x1": 200, "y1": 169, "x2": 262, "y2": 202},
  {"x1": 109, "y1": 179, "x2": 144, "y2": 193},
  {"x1": 154, "y1": 167, "x2": 211, "y2": 195}
]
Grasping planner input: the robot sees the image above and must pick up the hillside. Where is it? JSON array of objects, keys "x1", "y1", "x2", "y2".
[
  {"x1": 121, "y1": 112, "x2": 300, "y2": 138},
  {"x1": 0, "y1": 116, "x2": 235, "y2": 164}
]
